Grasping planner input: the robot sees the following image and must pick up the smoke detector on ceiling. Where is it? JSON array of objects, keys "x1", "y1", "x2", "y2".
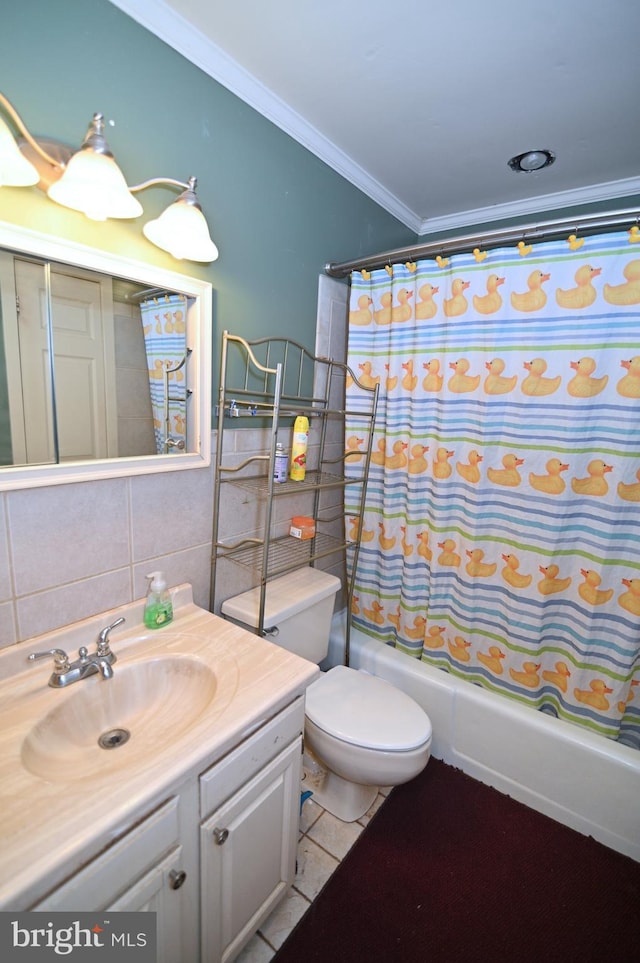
[{"x1": 508, "y1": 149, "x2": 556, "y2": 173}]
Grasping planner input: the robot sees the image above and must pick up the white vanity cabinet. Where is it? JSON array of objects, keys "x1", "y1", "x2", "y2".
[
  {"x1": 30, "y1": 794, "x2": 198, "y2": 963},
  {"x1": 27, "y1": 694, "x2": 306, "y2": 963},
  {"x1": 199, "y1": 697, "x2": 304, "y2": 963}
]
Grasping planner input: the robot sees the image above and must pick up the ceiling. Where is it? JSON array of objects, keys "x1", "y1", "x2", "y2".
[{"x1": 112, "y1": 0, "x2": 640, "y2": 235}]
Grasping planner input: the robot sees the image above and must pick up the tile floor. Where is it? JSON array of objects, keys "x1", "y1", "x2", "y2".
[{"x1": 235, "y1": 765, "x2": 390, "y2": 962}]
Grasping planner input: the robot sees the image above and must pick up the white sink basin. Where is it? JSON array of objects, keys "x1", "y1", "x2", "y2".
[{"x1": 21, "y1": 656, "x2": 220, "y2": 782}]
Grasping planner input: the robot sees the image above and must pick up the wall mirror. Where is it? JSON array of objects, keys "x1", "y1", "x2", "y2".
[{"x1": 0, "y1": 222, "x2": 212, "y2": 490}]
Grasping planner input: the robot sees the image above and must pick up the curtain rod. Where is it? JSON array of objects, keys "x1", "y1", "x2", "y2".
[{"x1": 324, "y1": 206, "x2": 640, "y2": 279}]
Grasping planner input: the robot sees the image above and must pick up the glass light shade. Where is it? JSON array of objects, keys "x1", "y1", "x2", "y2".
[
  {"x1": 0, "y1": 115, "x2": 39, "y2": 186},
  {"x1": 47, "y1": 148, "x2": 143, "y2": 221},
  {"x1": 143, "y1": 200, "x2": 219, "y2": 263}
]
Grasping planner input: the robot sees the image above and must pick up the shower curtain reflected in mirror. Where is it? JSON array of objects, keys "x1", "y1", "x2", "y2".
[
  {"x1": 345, "y1": 230, "x2": 640, "y2": 748},
  {"x1": 140, "y1": 294, "x2": 187, "y2": 454}
]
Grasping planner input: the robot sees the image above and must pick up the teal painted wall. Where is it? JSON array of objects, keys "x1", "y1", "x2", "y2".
[{"x1": 0, "y1": 0, "x2": 415, "y2": 368}]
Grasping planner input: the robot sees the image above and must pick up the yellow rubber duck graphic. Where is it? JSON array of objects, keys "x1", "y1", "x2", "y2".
[
  {"x1": 349, "y1": 294, "x2": 373, "y2": 326},
  {"x1": 371, "y1": 438, "x2": 387, "y2": 466},
  {"x1": 510, "y1": 270, "x2": 550, "y2": 312},
  {"x1": 373, "y1": 291, "x2": 392, "y2": 325},
  {"x1": 408, "y1": 444, "x2": 429, "y2": 474},
  {"x1": 529, "y1": 458, "x2": 569, "y2": 495},
  {"x1": 483, "y1": 358, "x2": 517, "y2": 395},
  {"x1": 628, "y1": 227, "x2": 640, "y2": 244},
  {"x1": 363, "y1": 600, "x2": 385, "y2": 624},
  {"x1": 478, "y1": 646, "x2": 506, "y2": 675},
  {"x1": 465, "y1": 549, "x2": 497, "y2": 578},
  {"x1": 400, "y1": 526, "x2": 413, "y2": 557},
  {"x1": 404, "y1": 615, "x2": 427, "y2": 641},
  {"x1": 473, "y1": 274, "x2": 505, "y2": 315},
  {"x1": 542, "y1": 661, "x2": 572, "y2": 693},
  {"x1": 422, "y1": 359, "x2": 443, "y2": 392},
  {"x1": 388, "y1": 605, "x2": 401, "y2": 631},
  {"x1": 555, "y1": 265, "x2": 601, "y2": 310},
  {"x1": 487, "y1": 454, "x2": 524, "y2": 487},
  {"x1": 405, "y1": 262, "x2": 417, "y2": 273},
  {"x1": 618, "y1": 578, "x2": 640, "y2": 616},
  {"x1": 378, "y1": 522, "x2": 396, "y2": 551},
  {"x1": 521, "y1": 358, "x2": 561, "y2": 396},
  {"x1": 578, "y1": 569, "x2": 614, "y2": 606},
  {"x1": 517, "y1": 241, "x2": 532, "y2": 256},
  {"x1": 501, "y1": 554, "x2": 532, "y2": 589},
  {"x1": 433, "y1": 447, "x2": 454, "y2": 479},
  {"x1": 603, "y1": 259, "x2": 640, "y2": 305},
  {"x1": 357, "y1": 361, "x2": 381, "y2": 389},
  {"x1": 401, "y1": 359, "x2": 418, "y2": 391},
  {"x1": 416, "y1": 530, "x2": 432, "y2": 561},
  {"x1": 473, "y1": 248, "x2": 488, "y2": 262},
  {"x1": 574, "y1": 679, "x2": 613, "y2": 711},
  {"x1": 617, "y1": 356, "x2": 640, "y2": 398},
  {"x1": 384, "y1": 364, "x2": 398, "y2": 392},
  {"x1": 345, "y1": 435, "x2": 365, "y2": 462},
  {"x1": 567, "y1": 357, "x2": 608, "y2": 398},
  {"x1": 618, "y1": 679, "x2": 640, "y2": 715},
  {"x1": 437, "y1": 539, "x2": 460, "y2": 567},
  {"x1": 509, "y1": 661, "x2": 541, "y2": 689},
  {"x1": 385, "y1": 440, "x2": 409, "y2": 470},
  {"x1": 456, "y1": 450, "x2": 483, "y2": 484},
  {"x1": 571, "y1": 459, "x2": 612, "y2": 496},
  {"x1": 351, "y1": 594, "x2": 360, "y2": 615},
  {"x1": 391, "y1": 288, "x2": 414, "y2": 323},
  {"x1": 415, "y1": 283, "x2": 439, "y2": 320},
  {"x1": 618, "y1": 468, "x2": 640, "y2": 502},
  {"x1": 567, "y1": 234, "x2": 584, "y2": 251},
  {"x1": 448, "y1": 358, "x2": 480, "y2": 393},
  {"x1": 435, "y1": 255, "x2": 449, "y2": 268},
  {"x1": 423, "y1": 625, "x2": 446, "y2": 649},
  {"x1": 538, "y1": 564, "x2": 572, "y2": 595},
  {"x1": 443, "y1": 278, "x2": 470, "y2": 317},
  {"x1": 448, "y1": 636, "x2": 472, "y2": 662}
]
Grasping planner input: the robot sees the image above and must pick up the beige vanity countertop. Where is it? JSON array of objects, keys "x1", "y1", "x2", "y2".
[{"x1": 0, "y1": 588, "x2": 319, "y2": 909}]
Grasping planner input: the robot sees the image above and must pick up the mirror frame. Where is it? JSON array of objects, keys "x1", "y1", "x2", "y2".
[{"x1": 0, "y1": 221, "x2": 212, "y2": 490}]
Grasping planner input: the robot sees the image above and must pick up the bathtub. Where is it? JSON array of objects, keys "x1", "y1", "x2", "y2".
[{"x1": 327, "y1": 610, "x2": 640, "y2": 862}]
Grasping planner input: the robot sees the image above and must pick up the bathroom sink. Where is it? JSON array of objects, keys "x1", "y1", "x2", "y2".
[{"x1": 21, "y1": 656, "x2": 219, "y2": 782}]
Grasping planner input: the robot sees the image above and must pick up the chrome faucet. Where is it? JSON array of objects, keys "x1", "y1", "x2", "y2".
[{"x1": 28, "y1": 617, "x2": 125, "y2": 688}]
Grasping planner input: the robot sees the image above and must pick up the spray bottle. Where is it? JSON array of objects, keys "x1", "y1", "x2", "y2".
[
  {"x1": 144, "y1": 571, "x2": 174, "y2": 629},
  {"x1": 289, "y1": 416, "x2": 309, "y2": 481}
]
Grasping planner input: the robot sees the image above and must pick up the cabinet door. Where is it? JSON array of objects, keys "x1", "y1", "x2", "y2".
[
  {"x1": 201, "y1": 737, "x2": 302, "y2": 963},
  {"x1": 109, "y1": 846, "x2": 192, "y2": 963}
]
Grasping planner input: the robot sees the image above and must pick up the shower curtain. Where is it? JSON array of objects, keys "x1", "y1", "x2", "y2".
[
  {"x1": 140, "y1": 294, "x2": 187, "y2": 454},
  {"x1": 345, "y1": 229, "x2": 640, "y2": 748}
]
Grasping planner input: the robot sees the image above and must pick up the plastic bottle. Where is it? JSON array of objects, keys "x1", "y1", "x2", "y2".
[
  {"x1": 273, "y1": 442, "x2": 288, "y2": 483},
  {"x1": 289, "y1": 416, "x2": 309, "y2": 481},
  {"x1": 144, "y1": 571, "x2": 174, "y2": 629}
]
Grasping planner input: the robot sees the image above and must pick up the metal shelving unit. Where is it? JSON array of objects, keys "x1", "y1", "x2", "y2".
[{"x1": 210, "y1": 331, "x2": 378, "y2": 646}]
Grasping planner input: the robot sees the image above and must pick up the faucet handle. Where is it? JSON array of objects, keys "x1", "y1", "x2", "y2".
[
  {"x1": 27, "y1": 648, "x2": 70, "y2": 672},
  {"x1": 97, "y1": 616, "x2": 125, "y2": 655}
]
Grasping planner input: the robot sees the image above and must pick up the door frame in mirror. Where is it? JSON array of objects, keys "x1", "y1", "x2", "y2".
[{"x1": 0, "y1": 221, "x2": 212, "y2": 490}]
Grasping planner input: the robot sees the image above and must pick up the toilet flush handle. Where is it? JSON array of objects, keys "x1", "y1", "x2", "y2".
[{"x1": 262, "y1": 625, "x2": 279, "y2": 638}]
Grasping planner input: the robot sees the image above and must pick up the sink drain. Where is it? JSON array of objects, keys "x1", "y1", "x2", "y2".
[{"x1": 98, "y1": 728, "x2": 131, "y2": 750}]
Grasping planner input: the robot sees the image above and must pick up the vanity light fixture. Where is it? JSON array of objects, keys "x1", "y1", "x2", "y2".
[
  {"x1": 0, "y1": 93, "x2": 219, "y2": 263},
  {"x1": 508, "y1": 149, "x2": 556, "y2": 173}
]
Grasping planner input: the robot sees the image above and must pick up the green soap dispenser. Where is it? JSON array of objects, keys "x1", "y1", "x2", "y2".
[{"x1": 144, "y1": 571, "x2": 174, "y2": 629}]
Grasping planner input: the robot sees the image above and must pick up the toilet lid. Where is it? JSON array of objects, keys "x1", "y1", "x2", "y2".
[{"x1": 305, "y1": 665, "x2": 432, "y2": 751}]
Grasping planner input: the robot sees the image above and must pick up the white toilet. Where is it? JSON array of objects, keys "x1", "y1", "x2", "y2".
[{"x1": 221, "y1": 567, "x2": 432, "y2": 822}]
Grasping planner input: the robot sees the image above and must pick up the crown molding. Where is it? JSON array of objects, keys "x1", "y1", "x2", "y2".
[
  {"x1": 110, "y1": 2, "x2": 639, "y2": 239},
  {"x1": 417, "y1": 176, "x2": 640, "y2": 236}
]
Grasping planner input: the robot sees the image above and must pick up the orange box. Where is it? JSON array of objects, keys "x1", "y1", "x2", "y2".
[{"x1": 289, "y1": 515, "x2": 316, "y2": 540}]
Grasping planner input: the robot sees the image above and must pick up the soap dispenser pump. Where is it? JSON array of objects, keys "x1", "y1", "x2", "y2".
[{"x1": 144, "y1": 571, "x2": 174, "y2": 629}]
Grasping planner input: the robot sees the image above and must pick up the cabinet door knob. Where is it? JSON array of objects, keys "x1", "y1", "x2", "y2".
[
  {"x1": 169, "y1": 869, "x2": 187, "y2": 890},
  {"x1": 213, "y1": 827, "x2": 229, "y2": 845}
]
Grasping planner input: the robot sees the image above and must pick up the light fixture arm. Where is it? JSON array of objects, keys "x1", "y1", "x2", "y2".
[{"x1": 0, "y1": 92, "x2": 62, "y2": 171}]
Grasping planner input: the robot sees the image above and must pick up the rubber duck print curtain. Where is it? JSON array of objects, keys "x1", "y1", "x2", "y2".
[
  {"x1": 140, "y1": 294, "x2": 187, "y2": 454},
  {"x1": 345, "y1": 230, "x2": 640, "y2": 748}
]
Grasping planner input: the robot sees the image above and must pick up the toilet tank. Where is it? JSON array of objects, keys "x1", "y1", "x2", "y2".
[{"x1": 221, "y1": 567, "x2": 341, "y2": 664}]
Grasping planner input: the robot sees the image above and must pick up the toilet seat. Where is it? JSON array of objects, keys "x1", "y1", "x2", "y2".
[{"x1": 305, "y1": 665, "x2": 432, "y2": 751}]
